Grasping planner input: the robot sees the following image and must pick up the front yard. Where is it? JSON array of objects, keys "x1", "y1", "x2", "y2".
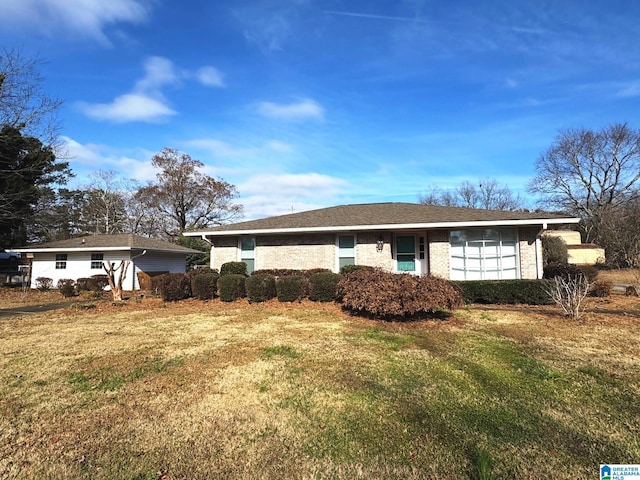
[{"x1": 1, "y1": 292, "x2": 639, "y2": 479}]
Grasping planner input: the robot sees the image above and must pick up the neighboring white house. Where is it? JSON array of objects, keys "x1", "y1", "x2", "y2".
[
  {"x1": 184, "y1": 202, "x2": 581, "y2": 281},
  {"x1": 12, "y1": 234, "x2": 200, "y2": 290}
]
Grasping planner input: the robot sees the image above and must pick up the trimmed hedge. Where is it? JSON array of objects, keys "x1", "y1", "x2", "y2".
[
  {"x1": 35, "y1": 277, "x2": 53, "y2": 292},
  {"x1": 191, "y1": 272, "x2": 219, "y2": 300},
  {"x1": 220, "y1": 261, "x2": 248, "y2": 276},
  {"x1": 57, "y1": 279, "x2": 77, "y2": 298},
  {"x1": 276, "y1": 275, "x2": 308, "y2": 302},
  {"x1": 137, "y1": 271, "x2": 169, "y2": 291},
  {"x1": 339, "y1": 268, "x2": 463, "y2": 320},
  {"x1": 246, "y1": 274, "x2": 277, "y2": 302},
  {"x1": 252, "y1": 268, "x2": 332, "y2": 278},
  {"x1": 159, "y1": 273, "x2": 192, "y2": 302},
  {"x1": 309, "y1": 272, "x2": 342, "y2": 302},
  {"x1": 452, "y1": 280, "x2": 552, "y2": 305},
  {"x1": 187, "y1": 267, "x2": 218, "y2": 278},
  {"x1": 542, "y1": 235, "x2": 568, "y2": 264},
  {"x1": 76, "y1": 275, "x2": 110, "y2": 293},
  {"x1": 217, "y1": 274, "x2": 246, "y2": 302},
  {"x1": 339, "y1": 264, "x2": 373, "y2": 275}
]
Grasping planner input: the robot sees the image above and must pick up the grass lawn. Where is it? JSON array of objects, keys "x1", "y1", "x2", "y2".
[{"x1": 1, "y1": 291, "x2": 639, "y2": 479}]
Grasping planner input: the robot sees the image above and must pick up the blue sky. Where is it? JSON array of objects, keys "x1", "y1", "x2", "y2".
[{"x1": 1, "y1": 0, "x2": 639, "y2": 220}]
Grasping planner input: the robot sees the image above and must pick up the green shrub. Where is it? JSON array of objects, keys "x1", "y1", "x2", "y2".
[
  {"x1": 159, "y1": 273, "x2": 192, "y2": 302},
  {"x1": 338, "y1": 268, "x2": 463, "y2": 320},
  {"x1": 35, "y1": 277, "x2": 53, "y2": 292},
  {"x1": 339, "y1": 264, "x2": 373, "y2": 275},
  {"x1": 276, "y1": 275, "x2": 308, "y2": 302},
  {"x1": 542, "y1": 234, "x2": 568, "y2": 264},
  {"x1": 217, "y1": 274, "x2": 246, "y2": 302},
  {"x1": 252, "y1": 268, "x2": 331, "y2": 278},
  {"x1": 246, "y1": 274, "x2": 276, "y2": 302},
  {"x1": 220, "y1": 261, "x2": 248, "y2": 276},
  {"x1": 309, "y1": 272, "x2": 342, "y2": 302},
  {"x1": 57, "y1": 279, "x2": 77, "y2": 298},
  {"x1": 191, "y1": 272, "x2": 219, "y2": 300},
  {"x1": 187, "y1": 267, "x2": 218, "y2": 278},
  {"x1": 452, "y1": 280, "x2": 552, "y2": 305}
]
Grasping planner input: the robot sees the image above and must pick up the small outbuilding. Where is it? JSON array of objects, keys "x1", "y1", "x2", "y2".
[{"x1": 12, "y1": 234, "x2": 199, "y2": 290}]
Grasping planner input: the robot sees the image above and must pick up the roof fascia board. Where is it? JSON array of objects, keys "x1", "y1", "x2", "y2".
[
  {"x1": 11, "y1": 247, "x2": 191, "y2": 254},
  {"x1": 184, "y1": 217, "x2": 580, "y2": 237}
]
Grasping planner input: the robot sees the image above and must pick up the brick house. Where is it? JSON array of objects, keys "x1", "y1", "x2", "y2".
[{"x1": 184, "y1": 202, "x2": 580, "y2": 280}]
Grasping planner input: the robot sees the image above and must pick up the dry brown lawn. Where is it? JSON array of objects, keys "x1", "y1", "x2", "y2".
[{"x1": 1, "y1": 289, "x2": 639, "y2": 479}]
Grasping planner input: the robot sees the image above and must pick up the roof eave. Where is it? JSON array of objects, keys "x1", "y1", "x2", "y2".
[
  {"x1": 184, "y1": 217, "x2": 580, "y2": 237},
  {"x1": 10, "y1": 246, "x2": 196, "y2": 254}
]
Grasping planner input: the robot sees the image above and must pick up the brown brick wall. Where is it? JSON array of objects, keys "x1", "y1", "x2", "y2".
[
  {"x1": 356, "y1": 232, "x2": 394, "y2": 271},
  {"x1": 427, "y1": 229, "x2": 450, "y2": 278},
  {"x1": 518, "y1": 227, "x2": 540, "y2": 279},
  {"x1": 257, "y1": 234, "x2": 335, "y2": 270}
]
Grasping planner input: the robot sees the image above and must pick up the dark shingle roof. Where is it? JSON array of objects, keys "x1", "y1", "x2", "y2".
[
  {"x1": 190, "y1": 202, "x2": 577, "y2": 234},
  {"x1": 15, "y1": 234, "x2": 200, "y2": 253}
]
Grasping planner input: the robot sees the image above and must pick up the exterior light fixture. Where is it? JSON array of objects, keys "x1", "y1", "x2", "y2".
[{"x1": 376, "y1": 235, "x2": 384, "y2": 252}]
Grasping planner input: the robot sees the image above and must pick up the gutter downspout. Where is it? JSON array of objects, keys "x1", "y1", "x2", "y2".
[
  {"x1": 130, "y1": 250, "x2": 147, "y2": 291},
  {"x1": 200, "y1": 235, "x2": 213, "y2": 269},
  {"x1": 535, "y1": 222, "x2": 548, "y2": 280}
]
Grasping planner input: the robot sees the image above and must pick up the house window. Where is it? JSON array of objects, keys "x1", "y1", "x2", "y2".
[
  {"x1": 91, "y1": 253, "x2": 104, "y2": 269},
  {"x1": 240, "y1": 237, "x2": 255, "y2": 274},
  {"x1": 55, "y1": 253, "x2": 67, "y2": 269},
  {"x1": 450, "y1": 229, "x2": 518, "y2": 280},
  {"x1": 338, "y1": 235, "x2": 355, "y2": 270},
  {"x1": 396, "y1": 236, "x2": 416, "y2": 272}
]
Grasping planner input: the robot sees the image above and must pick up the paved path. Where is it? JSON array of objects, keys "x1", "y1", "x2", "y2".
[{"x1": 0, "y1": 301, "x2": 78, "y2": 318}]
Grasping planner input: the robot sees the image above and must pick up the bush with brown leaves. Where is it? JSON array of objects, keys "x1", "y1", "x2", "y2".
[{"x1": 338, "y1": 268, "x2": 463, "y2": 320}]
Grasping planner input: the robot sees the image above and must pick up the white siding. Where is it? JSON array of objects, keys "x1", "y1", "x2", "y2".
[{"x1": 30, "y1": 250, "x2": 187, "y2": 290}]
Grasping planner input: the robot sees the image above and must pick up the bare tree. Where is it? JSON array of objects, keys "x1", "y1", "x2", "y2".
[
  {"x1": 83, "y1": 170, "x2": 131, "y2": 234},
  {"x1": 0, "y1": 49, "x2": 62, "y2": 148},
  {"x1": 103, "y1": 260, "x2": 130, "y2": 301},
  {"x1": 136, "y1": 148, "x2": 242, "y2": 237},
  {"x1": 420, "y1": 177, "x2": 524, "y2": 211},
  {"x1": 597, "y1": 196, "x2": 640, "y2": 268},
  {"x1": 544, "y1": 274, "x2": 590, "y2": 320},
  {"x1": 529, "y1": 123, "x2": 640, "y2": 243}
]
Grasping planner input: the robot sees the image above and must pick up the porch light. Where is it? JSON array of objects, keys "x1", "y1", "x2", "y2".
[{"x1": 376, "y1": 235, "x2": 384, "y2": 252}]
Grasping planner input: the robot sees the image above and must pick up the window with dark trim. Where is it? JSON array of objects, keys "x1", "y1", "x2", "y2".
[
  {"x1": 240, "y1": 237, "x2": 255, "y2": 274},
  {"x1": 338, "y1": 235, "x2": 355, "y2": 270},
  {"x1": 55, "y1": 253, "x2": 67, "y2": 269},
  {"x1": 91, "y1": 253, "x2": 104, "y2": 269}
]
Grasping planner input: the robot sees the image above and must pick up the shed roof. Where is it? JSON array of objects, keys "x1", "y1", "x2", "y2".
[{"x1": 13, "y1": 234, "x2": 200, "y2": 254}]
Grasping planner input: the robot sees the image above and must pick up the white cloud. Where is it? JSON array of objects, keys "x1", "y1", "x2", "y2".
[
  {"x1": 79, "y1": 56, "x2": 224, "y2": 123},
  {"x1": 79, "y1": 93, "x2": 176, "y2": 123},
  {"x1": 257, "y1": 99, "x2": 324, "y2": 121},
  {"x1": 196, "y1": 66, "x2": 225, "y2": 87},
  {"x1": 616, "y1": 82, "x2": 640, "y2": 98},
  {"x1": 186, "y1": 138, "x2": 294, "y2": 157},
  {"x1": 135, "y1": 56, "x2": 181, "y2": 92},
  {"x1": 62, "y1": 136, "x2": 157, "y2": 182},
  {"x1": 238, "y1": 173, "x2": 350, "y2": 219},
  {"x1": 0, "y1": 0, "x2": 149, "y2": 44}
]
